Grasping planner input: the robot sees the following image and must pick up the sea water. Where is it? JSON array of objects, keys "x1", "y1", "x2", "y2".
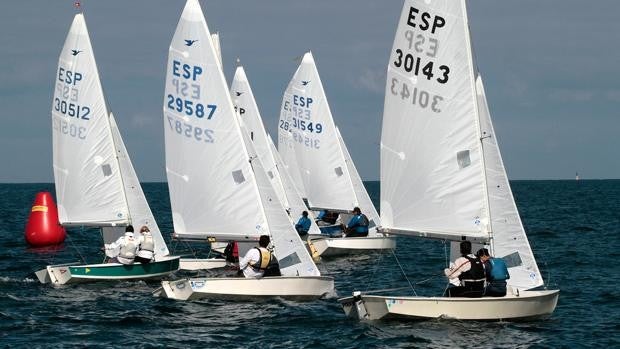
[{"x1": 0, "y1": 180, "x2": 618, "y2": 348}]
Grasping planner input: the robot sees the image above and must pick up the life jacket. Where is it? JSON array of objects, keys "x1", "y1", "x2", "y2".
[
  {"x1": 489, "y1": 258, "x2": 510, "y2": 281},
  {"x1": 119, "y1": 236, "x2": 138, "y2": 260},
  {"x1": 250, "y1": 247, "x2": 271, "y2": 271},
  {"x1": 139, "y1": 233, "x2": 154, "y2": 252},
  {"x1": 224, "y1": 242, "x2": 239, "y2": 263},
  {"x1": 459, "y1": 255, "x2": 486, "y2": 283}
]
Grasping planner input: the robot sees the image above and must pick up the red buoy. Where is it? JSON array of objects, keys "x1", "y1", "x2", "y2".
[{"x1": 24, "y1": 192, "x2": 66, "y2": 247}]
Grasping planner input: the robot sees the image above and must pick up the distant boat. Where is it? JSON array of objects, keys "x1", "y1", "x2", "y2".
[
  {"x1": 36, "y1": 12, "x2": 179, "y2": 285},
  {"x1": 278, "y1": 51, "x2": 396, "y2": 257},
  {"x1": 339, "y1": 0, "x2": 559, "y2": 320},
  {"x1": 155, "y1": 0, "x2": 333, "y2": 301},
  {"x1": 576, "y1": 172, "x2": 580, "y2": 181}
]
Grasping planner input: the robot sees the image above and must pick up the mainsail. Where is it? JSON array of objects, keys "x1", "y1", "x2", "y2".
[
  {"x1": 279, "y1": 52, "x2": 357, "y2": 211},
  {"x1": 380, "y1": 0, "x2": 488, "y2": 240},
  {"x1": 52, "y1": 14, "x2": 128, "y2": 226},
  {"x1": 164, "y1": 0, "x2": 266, "y2": 241}
]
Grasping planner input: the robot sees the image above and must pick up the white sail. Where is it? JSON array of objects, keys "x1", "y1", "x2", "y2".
[
  {"x1": 335, "y1": 127, "x2": 381, "y2": 232},
  {"x1": 277, "y1": 107, "x2": 307, "y2": 199},
  {"x1": 164, "y1": 0, "x2": 267, "y2": 240},
  {"x1": 52, "y1": 14, "x2": 129, "y2": 226},
  {"x1": 280, "y1": 52, "x2": 357, "y2": 211},
  {"x1": 380, "y1": 1, "x2": 488, "y2": 240},
  {"x1": 241, "y1": 129, "x2": 320, "y2": 277},
  {"x1": 268, "y1": 135, "x2": 322, "y2": 236},
  {"x1": 108, "y1": 113, "x2": 170, "y2": 258},
  {"x1": 211, "y1": 32, "x2": 222, "y2": 68},
  {"x1": 475, "y1": 76, "x2": 543, "y2": 289},
  {"x1": 231, "y1": 66, "x2": 290, "y2": 210}
]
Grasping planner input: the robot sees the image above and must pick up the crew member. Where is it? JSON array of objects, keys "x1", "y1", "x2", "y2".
[
  {"x1": 105, "y1": 225, "x2": 138, "y2": 265},
  {"x1": 295, "y1": 211, "x2": 312, "y2": 237},
  {"x1": 238, "y1": 235, "x2": 280, "y2": 278},
  {"x1": 344, "y1": 207, "x2": 369, "y2": 237},
  {"x1": 135, "y1": 225, "x2": 155, "y2": 264},
  {"x1": 444, "y1": 241, "x2": 485, "y2": 297},
  {"x1": 477, "y1": 248, "x2": 510, "y2": 297}
]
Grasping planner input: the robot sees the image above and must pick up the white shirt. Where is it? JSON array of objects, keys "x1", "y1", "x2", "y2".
[
  {"x1": 239, "y1": 247, "x2": 267, "y2": 278},
  {"x1": 444, "y1": 254, "x2": 475, "y2": 286}
]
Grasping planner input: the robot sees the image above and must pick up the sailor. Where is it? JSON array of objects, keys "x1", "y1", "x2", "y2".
[
  {"x1": 477, "y1": 248, "x2": 510, "y2": 297},
  {"x1": 238, "y1": 235, "x2": 280, "y2": 278},
  {"x1": 295, "y1": 211, "x2": 312, "y2": 237},
  {"x1": 444, "y1": 241, "x2": 485, "y2": 297},
  {"x1": 105, "y1": 225, "x2": 138, "y2": 265},
  {"x1": 135, "y1": 225, "x2": 155, "y2": 264},
  {"x1": 344, "y1": 207, "x2": 369, "y2": 237}
]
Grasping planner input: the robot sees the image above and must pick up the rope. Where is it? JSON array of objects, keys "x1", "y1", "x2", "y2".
[
  {"x1": 390, "y1": 249, "x2": 417, "y2": 296},
  {"x1": 66, "y1": 226, "x2": 86, "y2": 264}
]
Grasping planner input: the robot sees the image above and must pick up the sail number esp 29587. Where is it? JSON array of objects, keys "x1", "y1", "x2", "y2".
[{"x1": 166, "y1": 60, "x2": 216, "y2": 143}]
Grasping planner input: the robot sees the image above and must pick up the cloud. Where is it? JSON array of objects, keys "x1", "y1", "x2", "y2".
[
  {"x1": 355, "y1": 68, "x2": 385, "y2": 94},
  {"x1": 546, "y1": 88, "x2": 595, "y2": 102}
]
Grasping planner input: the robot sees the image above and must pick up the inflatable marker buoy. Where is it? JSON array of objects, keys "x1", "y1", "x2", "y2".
[{"x1": 24, "y1": 192, "x2": 66, "y2": 247}]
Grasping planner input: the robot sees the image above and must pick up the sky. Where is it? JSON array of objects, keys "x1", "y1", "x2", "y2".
[{"x1": 0, "y1": 0, "x2": 618, "y2": 182}]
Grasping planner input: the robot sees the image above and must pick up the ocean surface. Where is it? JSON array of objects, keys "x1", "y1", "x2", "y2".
[{"x1": 1, "y1": 180, "x2": 618, "y2": 348}]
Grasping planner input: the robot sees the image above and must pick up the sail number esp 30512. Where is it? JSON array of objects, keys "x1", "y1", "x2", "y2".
[{"x1": 53, "y1": 67, "x2": 89, "y2": 140}]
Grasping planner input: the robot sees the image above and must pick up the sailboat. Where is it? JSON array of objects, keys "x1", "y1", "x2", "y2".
[
  {"x1": 339, "y1": 0, "x2": 559, "y2": 320},
  {"x1": 155, "y1": 0, "x2": 333, "y2": 300},
  {"x1": 231, "y1": 64, "x2": 323, "y2": 236},
  {"x1": 35, "y1": 13, "x2": 179, "y2": 285},
  {"x1": 278, "y1": 52, "x2": 396, "y2": 256}
]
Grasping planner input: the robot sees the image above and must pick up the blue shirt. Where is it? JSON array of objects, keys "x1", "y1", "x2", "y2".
[
  {"x1": 295, "y1": 216, "x2": 311, "y2": 234},
  {"x1": 347, "y1": 214, "x2": 369, "y2": 233}
]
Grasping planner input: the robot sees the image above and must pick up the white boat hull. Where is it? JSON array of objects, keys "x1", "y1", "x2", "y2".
[
  {"x1": 339, "y1": 289, "x2": 559, "y2": 321},
  {"x1": 308, "y1": 236, "x2": 396, "y2": 257},
  {"x1": 155, "y1": 276, "x2": 335, "y2": 301},
  {"x1": 179, "y1": 258, "x2": 228, "y2": 271}
]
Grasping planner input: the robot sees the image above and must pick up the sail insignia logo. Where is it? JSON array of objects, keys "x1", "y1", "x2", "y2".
[
  {"x1": 71, "y1": 50, "x2": 82, "y2": 56},
  {"x1": 235, "y1": 91, "x2": 243, "y2": 96},
  {"x1": 301, "y1": 80, "x2": 310, "y2": 86},
  {"x1": 184, "y1": 39, "x2": 198, "y2": 47}
]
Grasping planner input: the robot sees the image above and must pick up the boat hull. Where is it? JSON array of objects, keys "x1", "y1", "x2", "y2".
[
  {"x1": 308, "y1": 236, "x2": 396, "y2": 257},
  {"x1": 339, "y1": 289, "x2": 559, "y2": 321},
  {"x1": 155, "y1": 276, "x2": 335, "y2": 301},
  {"x1": 35, "y1": 255, "x2": 180, "y2": 285}
]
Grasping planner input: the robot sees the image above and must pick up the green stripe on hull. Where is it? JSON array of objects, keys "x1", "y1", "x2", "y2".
[{"x1": 69, "y1": 258, "x2": 179, "y2": 279}]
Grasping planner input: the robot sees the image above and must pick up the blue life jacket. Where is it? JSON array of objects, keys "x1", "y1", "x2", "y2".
[
  {"x1": 347, "y1": 214, "x2": 369, "y2": 233},
  {"x1": 295, "y1": 216, "x2": 311, "y2": 233},
  {"x1": 489, "y1": 258, "x2": 510, "y2": 281}
]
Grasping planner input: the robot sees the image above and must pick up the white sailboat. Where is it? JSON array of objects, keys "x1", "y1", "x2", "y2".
[
  {"x1": 339, "y1": 0, "x2": 558, "y2": 320},
  {"x1": 278, "y1": 52, "x2": 396, "y2": 256},
  {"x1": 156, "y1": 0, "x2": 333, "y2": 300},
  {"x1": 231, "y1": 65, "x2": 323, "y2": 236},
  {"x1": 36, "y1": 13, "x2": 179, "y2": 285}
]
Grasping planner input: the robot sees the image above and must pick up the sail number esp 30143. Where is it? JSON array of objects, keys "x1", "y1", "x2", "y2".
[{"x1": 391, "y1": 6, "x2": 449, "y2": 113}]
